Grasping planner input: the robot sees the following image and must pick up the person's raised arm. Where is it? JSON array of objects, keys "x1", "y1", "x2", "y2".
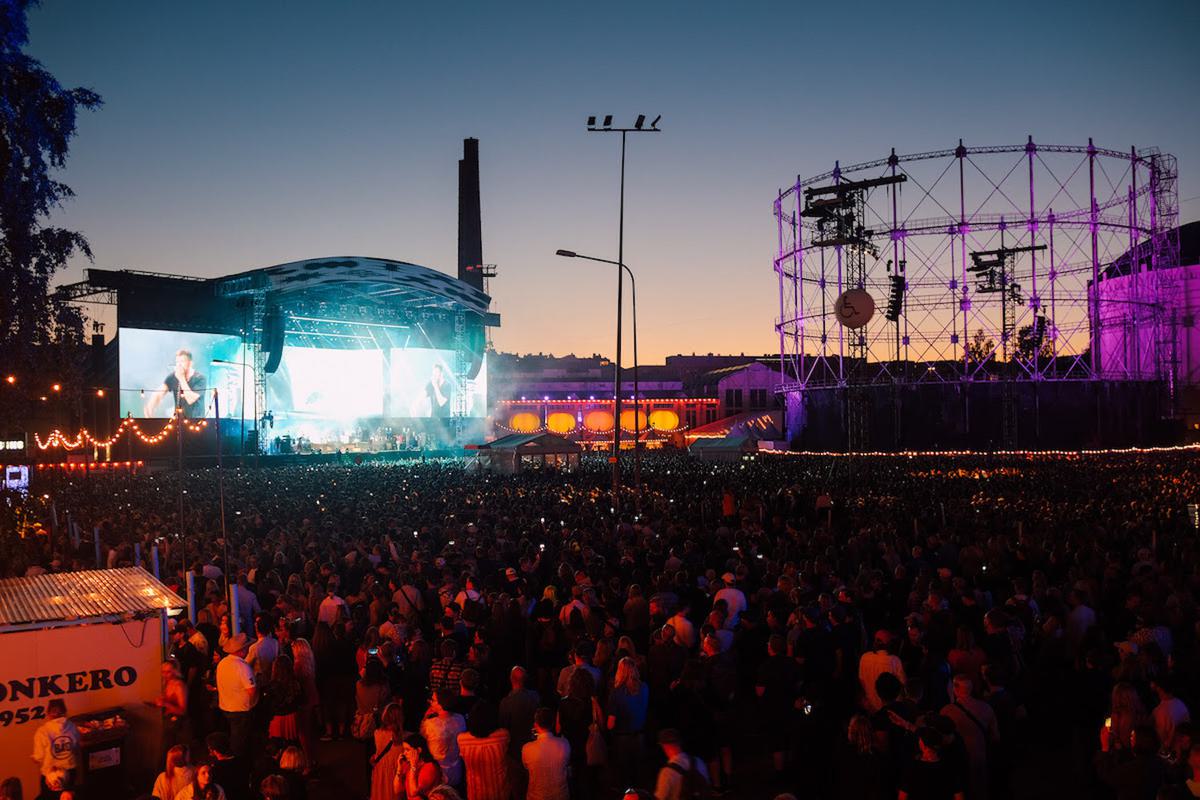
[{"x1": 144, "y1": 383, "x2": 170, "y2": 416}]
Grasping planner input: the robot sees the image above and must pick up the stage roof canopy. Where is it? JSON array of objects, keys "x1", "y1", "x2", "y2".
[
  {"x1": 215, "y1": 257, "x2": 494, "y2": 317},
  {"x1": 60, "y1": 256, "x2": 499, "y2": 334}
]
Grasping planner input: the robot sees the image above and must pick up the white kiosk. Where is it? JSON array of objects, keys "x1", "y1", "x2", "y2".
[{"x1": 0, "y1": 567, "x2": 185, "y2": 797}]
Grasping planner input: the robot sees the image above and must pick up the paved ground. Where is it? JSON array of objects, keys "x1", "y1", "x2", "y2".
[{"x1": 309, "y1": 738, "x2": 371, "y2": 799}]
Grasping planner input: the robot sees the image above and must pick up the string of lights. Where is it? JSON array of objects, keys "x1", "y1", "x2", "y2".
[
  {"x1": 34, "y1": 408, "x2": 209, "y2": 450},
  {"x1": 756, "y1": 443, "x2": 1200, "y2": 458},
  {"x1": 493, "y1": 421, "x2": 686, "y2": 436}
]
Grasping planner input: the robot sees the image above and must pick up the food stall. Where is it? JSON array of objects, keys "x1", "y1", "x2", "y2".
[{"x1": 0, "y1": 567, "x2": 185, "y2": 797}]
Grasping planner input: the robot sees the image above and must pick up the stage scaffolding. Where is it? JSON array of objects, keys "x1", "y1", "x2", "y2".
[{"x1": 775, "y1": 139, "x2": 1180, "y2": 449}]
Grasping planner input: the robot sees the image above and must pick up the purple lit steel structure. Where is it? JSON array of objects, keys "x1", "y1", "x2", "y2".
[{"x1": 774, "y1": 138, "x2": 1180, "y2": 447}]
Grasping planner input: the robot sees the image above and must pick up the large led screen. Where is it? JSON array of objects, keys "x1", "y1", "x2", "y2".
[
  {"x1": 118, "y1": 328, "x2": 487, "y2": 438},
  {"x1": 118, "y1": 328, "x2": 250, "y2": 419},
  {"x1": 387, "y1": 348, "x2": 487, "y2": 418}
]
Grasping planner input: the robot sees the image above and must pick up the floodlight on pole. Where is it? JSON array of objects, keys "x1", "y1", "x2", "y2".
[
  {"x1": 555, "y1": 249, "x2": 641, "y2": 498},
  {"x1": 581, "y1": 114, "x2": 660, "y2": 507}
]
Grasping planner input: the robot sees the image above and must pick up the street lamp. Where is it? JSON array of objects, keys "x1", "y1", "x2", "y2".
[
  {"x1": 556, "y1": 250, "x2": 641, "y2": 494},
  {"x1": 582, "y1": 113, "x2": 660, "y2": 505}
]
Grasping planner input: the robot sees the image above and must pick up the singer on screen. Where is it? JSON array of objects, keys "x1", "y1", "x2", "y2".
[
  {"x1": 426, "y1": 362, "x2": 451, "y2": 418},
  {"x1": 144, "y1": 348, "x2": 207, "y2": 418}
]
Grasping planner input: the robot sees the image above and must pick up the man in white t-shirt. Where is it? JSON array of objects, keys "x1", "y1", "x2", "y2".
[
  {"x1": 379, "y1": 606, "x2": 409, "y2": 646},
  {"x1": 858, "y1": 630, "x2": 906, "y2": 713},
  {"x1": 653, "y1": 728, "x2": 710, "y2": 800},
  {"x1": 1151, "y1": 676, "x2": 1191, "y2": 752},
  {"x1": 31, "y1": 698, "x2": 80, "y2": 793},
  {"x1": 216, "y1": 632, "x2": 258, "y2": 759},
  {"x1": 392, "y1": 576, "x2": 424, "y2": 620},
  {"x1": 667, "y1": 603, "x2": 697, "y2": 651},
  {"x1": 713, "y1": 573, "x2": 747, "y2": 630},
  {"x1": 318, "y1": 580, "x2": 349, "y2": 625},
  {"x1": 246, "y1": 616, "x2": 279, "y2": 683}
]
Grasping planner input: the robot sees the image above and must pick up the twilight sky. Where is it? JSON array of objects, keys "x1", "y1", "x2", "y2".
[{"x1": 29, "y1": 0, "x2": 1200, "y2": 363}]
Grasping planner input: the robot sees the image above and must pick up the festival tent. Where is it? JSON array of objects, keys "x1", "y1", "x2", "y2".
[{"x1": 467, "y1": 432, "x2": 582, "y2": 474}]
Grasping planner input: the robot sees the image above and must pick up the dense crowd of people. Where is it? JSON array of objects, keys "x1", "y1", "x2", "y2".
[{"x1": 2, "y1": 449, "x2": 1200, "y2": 800}]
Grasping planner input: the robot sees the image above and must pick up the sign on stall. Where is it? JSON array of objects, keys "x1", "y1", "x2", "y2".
[{"x1": 0, "y1": 620, "x2": 163, "y2": 797}]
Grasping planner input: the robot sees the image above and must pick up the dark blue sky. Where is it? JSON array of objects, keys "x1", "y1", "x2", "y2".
[{"x1": 29, "y1": 0, "x2": 1200, "y2": 360}]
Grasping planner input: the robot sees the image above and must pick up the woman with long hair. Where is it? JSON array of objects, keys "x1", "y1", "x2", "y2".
[
  {"x1": 266, "y1": 654, "x2": 302, "y2": 743},
  {"x1": 291, "y1": 637, "x2": 320, "y2": 768},
  {"x1": 606, "y1": 657, "x2": 649, "y2": 789},
  {"x1": 456, "y1": 701, "x2": 510, "y2": 800},
  {"x1": 392, "y1": 733, "x2": 443, "y2": 800},
  {"x1": 371, "y1": 702, "x2": 406, "y2": 800},
  {"x1": 1108, "y1": 681, "x2": 1149, "y2": 753},
  {"x1": 834, "y1": 714, "x2": 890, "y2": 800},
  {"x1": 176, "y1": 763, "x2": 226, "y2": 800},
  {"x1": 355, "y1": 658, "x2": 391, "y2": 741},
  {"x1": 152, "y1": 745, "x2": 194, "y2": 800}
]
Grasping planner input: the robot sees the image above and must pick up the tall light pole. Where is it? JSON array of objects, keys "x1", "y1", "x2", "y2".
[
  {"x1": 584, "y1": 113, "x2": 659, "y2": 506},
  {"x1": 556, "y1": 250, "x2": 640, "y2": 496}
]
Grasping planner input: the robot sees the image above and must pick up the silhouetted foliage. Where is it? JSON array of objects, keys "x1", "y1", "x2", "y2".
[
  {"x1": 0, "y1": 0, "x2": 101, "y2": 425},
  {"x1": 967, "y1": 328, "x2": 996, "y2": 366}
]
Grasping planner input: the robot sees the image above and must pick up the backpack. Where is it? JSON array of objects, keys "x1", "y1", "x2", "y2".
[{"x1": 667, "y1": 757, "x2": 713, "y2": 800}]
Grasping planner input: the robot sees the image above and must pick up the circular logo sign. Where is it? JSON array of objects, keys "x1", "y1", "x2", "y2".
[{"x1": 834, "y1": 288, "x2": 875, "y2": 329}]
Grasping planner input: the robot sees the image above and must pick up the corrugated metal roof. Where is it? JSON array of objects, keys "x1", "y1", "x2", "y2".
[{"x1": 0, "y1": 567, "x2": 186, "y2": 628}]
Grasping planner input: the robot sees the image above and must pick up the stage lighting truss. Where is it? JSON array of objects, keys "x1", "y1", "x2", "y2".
[{"x1": 774, "y1": 138, "x2": 1180, "y2": 391}]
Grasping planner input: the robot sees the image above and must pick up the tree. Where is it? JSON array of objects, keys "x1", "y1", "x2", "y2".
[
  {"x1": 0, "y1": 0, "x2": 101, "y2": 427},
  {"x1": 966, "y1": 328, "x2": 996, "y2": 366},
  {"x1": 1014, "y1": 322, "x2": 1054, "y2": 364}
]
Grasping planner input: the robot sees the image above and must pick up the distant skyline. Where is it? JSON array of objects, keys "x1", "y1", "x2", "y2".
[{"x1": 29, "y1": 0, "x2": 1200, "y2": 363}]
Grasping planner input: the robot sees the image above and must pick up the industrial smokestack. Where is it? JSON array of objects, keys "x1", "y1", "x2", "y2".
[{"x1": 458, "y1": 138, "x2": 483, "y2": 291}]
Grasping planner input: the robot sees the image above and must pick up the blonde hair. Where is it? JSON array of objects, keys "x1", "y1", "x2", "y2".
[
  {"x1": 1110, "y1": 681, "x2": 1147, "y2": 749},
  {"x1": 278, "y1": 745, "x2": 306, "y2": 772},
  {"x1": 613, "y1": 657, "x2": 641, "y2": 694},
  {"x1": 165, "y1": 745, "x2": 189, "y2": 780},
  {"x1": 847, "y1": 714, "x2": 873, "y2": 755},
  {"x1": 291, "y1": 638, "x2": 316, "y2": 678},
  {"x1": 380, "y1": 701, "x2": 405, "y2": 734}
]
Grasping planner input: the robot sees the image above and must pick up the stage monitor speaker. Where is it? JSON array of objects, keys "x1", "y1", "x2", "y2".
[{"x1": 262, "y1": 305, "x2": 285, "y2": 374}]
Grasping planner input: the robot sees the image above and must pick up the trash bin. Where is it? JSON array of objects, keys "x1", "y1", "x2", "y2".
[{"x1": 74, "y1": 707, "x2": 131, "y2": 794}]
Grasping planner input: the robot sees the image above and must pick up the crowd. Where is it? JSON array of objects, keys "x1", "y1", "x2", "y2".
[{"x1": 1, "y1": 448, "x2": 1199, "y2": 800}]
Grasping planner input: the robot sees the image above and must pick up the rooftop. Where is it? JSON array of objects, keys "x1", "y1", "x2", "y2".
[{"x1": 0, "y1": 567, "x2": 186, "y2": 629}]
